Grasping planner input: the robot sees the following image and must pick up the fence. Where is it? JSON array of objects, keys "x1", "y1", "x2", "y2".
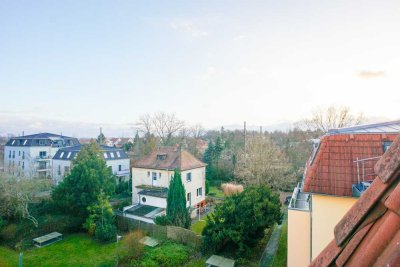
[{"x1": 116, "y1": 215, "x2": 202, "y2": 249}]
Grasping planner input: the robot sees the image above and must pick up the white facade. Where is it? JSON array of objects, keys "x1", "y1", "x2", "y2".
[
  {"x1": 52, "y1": 158, "x2": 130, "y2": 184},
  {"x1": 131, "y1": 166, "x2": 206, "y2": 209},
  {"x1": 4, "y1": 145, "x2": 60, "y2": 178}
]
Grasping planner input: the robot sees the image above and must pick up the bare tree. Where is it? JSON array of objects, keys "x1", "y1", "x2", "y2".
[
  {"x1": 151, "y1": 112, "x2": 185, "y2": 145},
  {"x1": 136, "y1": 113, "x2": 153, "y2": 136},
  {"x1": 190, "y1": 124, "x2": 205, "y2": 139},
  {"x1": 302, "y1": 106, "x2": 365, "y2": 132},
  {"x1": 234, "y1": 135, "x2": 295, "y2": 190}
]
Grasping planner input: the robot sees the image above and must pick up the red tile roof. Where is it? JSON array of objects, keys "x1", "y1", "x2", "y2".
[
  {"x1": 132, "y1": 147, "x2": 206, "y2": 171},
  {"x1": 310, "y1": 134, "x2": 400, "y2": 267},
  {"x1": 303, "y1": 133, "x2": 398, "y2": 196}
]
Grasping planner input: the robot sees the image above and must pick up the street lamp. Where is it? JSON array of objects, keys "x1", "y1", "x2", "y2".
[{"x1": 116, "y1": 234, "x2": 122, "y2": 266}]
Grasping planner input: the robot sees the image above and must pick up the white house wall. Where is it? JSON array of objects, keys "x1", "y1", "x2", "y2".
[
  {"x1": 138, "y1": 194, "x2": 167, "y2": 208},
  {"x1": 131, "y1": 167, "x2": 206, "y2": 208}
]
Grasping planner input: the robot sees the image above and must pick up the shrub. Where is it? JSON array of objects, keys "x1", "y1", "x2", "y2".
[
  {"x1": 119, "y1": 230, "x2": 145, "y2": 263},
  {"x1": 154, "y1": 215, "x2": 169, "y2": 226},
  {"x1": 221, "y1": 183, "x2": 243, "y2": 196},
  {"x1": 141, "y1": 242, "x2": 190, "y2": 267},
  {"x1": 95, "y1": 223, "x2": 117, "y2": 242},
  {"x1": 0, "y1": 223, "x2": 17, "y2": 241}
]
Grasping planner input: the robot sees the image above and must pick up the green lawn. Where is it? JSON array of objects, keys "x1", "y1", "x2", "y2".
[
  {"x1": 0, "y1": 234, "x2": 116, "y2": 267},
  {"x1": 269, "y1": 220, "x2": 288, "y2": 267},
  {"x1": 208, "y1": 185, "x2": 224, "y2": 198},
  {"x1": 190, "y1": 220, "x2": 207, "y2": 235}
]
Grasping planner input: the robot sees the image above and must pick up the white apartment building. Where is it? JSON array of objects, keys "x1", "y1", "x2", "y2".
[
  {"x1": 52, "y1": 144, "x2": 130, "y2": 184},
  {"x1": 4, "y1": 133, "x2": 79, "y2": 178},
  {"x1": 131, "y1": 147, "x2": 206, "y2": 209}
]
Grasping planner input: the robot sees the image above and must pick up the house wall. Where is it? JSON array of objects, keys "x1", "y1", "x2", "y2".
[
  {"x1": 311, "y1": 194, "x2": 357, "y2": 259},
  {"x1": 131, "y1": 167, "x2": 206, "y2": 208},
  {"x1": 52, "y1": 158, "x2": 130, "y2": 184},
  {"x1": 288, "y1": 209, "x2": 311, "y2": 267},
  {"x1": 137, "y1": 194, "x2": 167, "y2": 208}
]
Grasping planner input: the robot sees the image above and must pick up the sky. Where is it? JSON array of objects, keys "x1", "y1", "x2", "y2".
[{"x1": 0, "y1": 1, "x2": 400, "y2": 137}]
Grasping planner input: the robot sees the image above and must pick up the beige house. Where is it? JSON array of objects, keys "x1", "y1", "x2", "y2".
[
  {"x1": 287, "y1": 121, "x2": 400, "y2": 267},
  {"x1": 124, "y1": 147, "x2": 206, "y2": 223}
]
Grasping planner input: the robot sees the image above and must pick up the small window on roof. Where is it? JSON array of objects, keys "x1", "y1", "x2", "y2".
[
  {"x1": 116, "y1": 151, "x2": 121, "y2": 158},
  {"x1": 309, "y1": 141, "x2": 320, "y2": 165},
  {"x1": 11, "y1": 140, "x2": 15, "y2": 145},
  {"x1": 110, "y1": 152, "x2": 115, "y2": 158},
  {"x1": 67, "y1": 152, "x2": 71, "y2": 159},
  {"x1": 23, "y1": 140, "x2": 27, "y2": 145},
  {"x1": 157, "y1": 154, "x2": 167, "y2": 160},
  {"x1": 60, "y1": 152, "x2": 64, "y2": 158},
  {"x1": 104, "y1": 153, "x2": 108, "y2": 159},
  {"x1": 383, "y1": 141, "x2": 392, "y2": 152}
]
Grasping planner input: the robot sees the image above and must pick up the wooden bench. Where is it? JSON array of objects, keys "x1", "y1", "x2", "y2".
[{"x1": 33, "y1": 232, "x2": 63, "y2": 247}]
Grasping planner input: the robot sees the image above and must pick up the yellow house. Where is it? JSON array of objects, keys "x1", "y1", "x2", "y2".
[{"x1": 287, "y1": 121, "x2": 400, "y2": 267}]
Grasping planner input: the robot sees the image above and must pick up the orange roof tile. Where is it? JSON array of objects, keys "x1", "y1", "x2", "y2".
[
  {"x1": 132, "y1": 147, "x2": 206, "y2": 171},
  {"x1": 303, "y1": 133, "x2": 398, "y2": 196},
  {"x1": 310, "y1": 134, "x2": 400, "y2": 267}
]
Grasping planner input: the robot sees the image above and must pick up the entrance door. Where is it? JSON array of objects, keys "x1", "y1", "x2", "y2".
[
  {"x1": 152, "y1": 172, "x2": 157, "y2": 186},
  {"x1": 187, "y1": 192, "x2": 191, "y2": 207}
]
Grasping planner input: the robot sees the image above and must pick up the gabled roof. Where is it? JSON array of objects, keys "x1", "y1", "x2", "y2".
[
  {"x1": 303, "y1": 133, "x2": 398, "y2": 196},
  {"x1": 310, "y1": 134, "x2": 400, "y2": 267},
  {"x1": 52, "y1": 144, "x2": 129, "y2": 160},
  {"x1": 5, "y1": 132, "x2": 79, "y2": 147},
  {"x1": 132, "y1": 147, "x2": 206, "y2": 171},
  {"x1": 328, "y1": 120, "x2": 400, "y2": 135}
]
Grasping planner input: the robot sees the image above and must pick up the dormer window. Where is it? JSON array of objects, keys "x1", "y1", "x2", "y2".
[
  {"x1": 157, "y1": 154, "x2": 167, "y2": 160},
  {"x1": 383, "y1": 141, "x2": 392, "y2": 152}
]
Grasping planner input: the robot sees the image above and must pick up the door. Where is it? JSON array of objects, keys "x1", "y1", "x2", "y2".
[
  {"x1": 152, "y1": 172, "x2": 157, "y2": 186},
  {"x1": 187, "y1": 192, "x2": 191, "y2": 207}
]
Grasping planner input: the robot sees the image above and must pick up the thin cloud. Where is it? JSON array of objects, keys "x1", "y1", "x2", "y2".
[
  {"x1": 357, "y1": 70, "x2": 385, "y2": 79},
  {"x1": 170, "y1": 19, "x2": 207, "y2": 38}
]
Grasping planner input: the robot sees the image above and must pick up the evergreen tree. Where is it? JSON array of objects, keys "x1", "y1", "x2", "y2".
[
  {"x1": 166, "y1": 169, "x2": 190, "y2": 228},
  {"x1": 96, "y1": 129, "x2": 106, "y2": 145},
  {"x1": 52, "y1": 143, "x2": 116, "y2": 224},
  {"x1": 214, "y1": 136, "x2": 223, "y2": 160}
]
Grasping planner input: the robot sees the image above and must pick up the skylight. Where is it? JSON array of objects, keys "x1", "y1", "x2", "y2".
[
  {"x1": 23, "y1": 140, "x2": 27, "y2": 145},
  {"x1": 116, "y1": 151, "x2": 121, "y2": 158},
  {"x1": 110, "y1": 152, "x2": 115, "y2": 158},
  {"x1": 11, "y1": 140, "x2": 15, "y2": 145},
  {"x1": 60, "y1": 152, "x2": 64, "y2": 158},
  {"x1": 104, "y1": 153, "x2": 108, "y2": 159},
  {"x1": 67, "y1": 152, "x2": 72, "y2": 159}
]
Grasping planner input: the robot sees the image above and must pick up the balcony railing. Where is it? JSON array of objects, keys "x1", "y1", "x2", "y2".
[
  {"x1": 115, "y1": 169, "x2": 130, "y2": 176},
  {"x1": 289, "y1": 183, "x2": 310, "y2": 211}
]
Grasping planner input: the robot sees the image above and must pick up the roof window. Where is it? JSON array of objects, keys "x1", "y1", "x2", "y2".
[
  {"x1": 104, "y1": 153, "x2": 108, "y2": 159},
  {"x1": 11, "y1": 140, "x2": 15, "y2": 145},
  {"x1": 60, "y1": 152, "x2": 64, "y2": 158},
  {"x1": 116, "y1": 151, "x2": 121, "y2": 158},
  {"x1": 309, "y1": 140, "x2": 320, "y2": 165},
  {"x1": 67, "y1": 152, "x2": 71, "y2": 159},
  {"x1": 110, "y1": 152, "x2": 115, "y2": 158},
  {"x1": 23, "y1": 140, "x2": 27, "y2": 145}
]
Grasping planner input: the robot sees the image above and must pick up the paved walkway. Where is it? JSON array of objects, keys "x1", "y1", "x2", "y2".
[{"x1": 259, "y1": 213, "x2": 287, "y2": 267}]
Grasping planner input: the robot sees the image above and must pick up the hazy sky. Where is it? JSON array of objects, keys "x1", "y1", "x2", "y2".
[{"x1": 1, "y1": 1, "x2": 400, "y2": 136}]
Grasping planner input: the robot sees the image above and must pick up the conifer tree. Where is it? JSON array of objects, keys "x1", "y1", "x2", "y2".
[{"x1": 166, "y1": 169, "x2": 190, "y2": 228}]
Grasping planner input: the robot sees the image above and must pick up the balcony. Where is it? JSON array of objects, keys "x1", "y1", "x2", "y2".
[
  {"x1": 115, "y1": 169, "x2": 130, "y2": 177},
  {"x1": 352, "y1": 156, "x2": 380, "y2": 197},
  {"x1": 36, "y1": 156, "x2": 51, "y2": 161},
  {"x1": 289, "y1": 183, "x2": 310, "y2": 211}
]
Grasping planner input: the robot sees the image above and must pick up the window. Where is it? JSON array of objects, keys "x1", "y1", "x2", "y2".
[
  {"x1": 309, "y1": 141, "x2": 320, "y2": 165},
  {"x1": 39, "y1": 139, "x2": 45, "y2": 145},
  {"x1": 66, "y1": 152, "x2": 71, "y2": 159},
  {"x1": 9, "y1": 151, "x2": 11, "y2": 158},
  {"x1": 104, "y1": 153, "x2": 108, "y2": 159},
  {"x1": 156, "y1": 154, "x2": 167, "y2": 160},
  {"x1": 58, "y1": 165, "x2": 61, "y2": 175},
  {"x1": 186, "y1": 172, "x2": 192, "y2": 182},
  {"x1": 18, "y1": 151, "x2": 21, "y2": 156},
  {"x1": 187, "y1": 192, "x2": 191, "y2": 202},
  {"x1": 152, "y1": 172, "x2": 157, "y2": 181},
  {"x1": 110, "y1": 152, "x2": 115, "y2": 158},
  {"x1": 39, "y1": 151, "x2": 47, "y2": 158},
  {"x1": 22, "y1": 151, "x2": 25, "y2": 159},
  {"x1": 64, "y1": 166, "x2": 70, "y2": 177},
  {"x1": 197, "y1": 187, "x2": 203, "y2": 196},
  {"x1": 383, "y1": 141, "x2": 392, "y2": 152},
  {"x1": 159, "y1": 172, "x2": 162, "y2": 178},
  {"x1": 141, "y1": 197, "x2": 147, "y2": 203},
  {"x1": 116, "y1": 151, "x2": 121, "y2": 158},
  {"x1": 23, "y1": 140, "x2": 27, "y2": 145},
  {"x1": 12, "y1": 151, "x2": 15, "y2": 158},
  {"x1": 11, "y1": 140, "x2": 15, "y2": 145},
  {"x1": 147, "y1": 171, "x2": 150, "y2": 177},
  {"x1": 22, "y1": 162, "x2": 24, "y2": 170},
  {"x1": 60, "y1": 152, "x2": 64, "y2": 158},
  {"x1": 118, "y1": 165, "x2": 122, "y2": 171}
]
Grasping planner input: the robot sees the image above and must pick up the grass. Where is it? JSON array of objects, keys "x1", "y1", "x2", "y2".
[
  {"x1": 208, "y1": 185, "x2": 224, "y2": 198},
  {"x1": 0, "y1": 234, "x2": 116, "y2": 267},
  {"x1": 190, "y1": 220, "x2": 207, "y2": 235},
  {"x1": 269, "y1": 220, "x2": 288, "y2": 267}
]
